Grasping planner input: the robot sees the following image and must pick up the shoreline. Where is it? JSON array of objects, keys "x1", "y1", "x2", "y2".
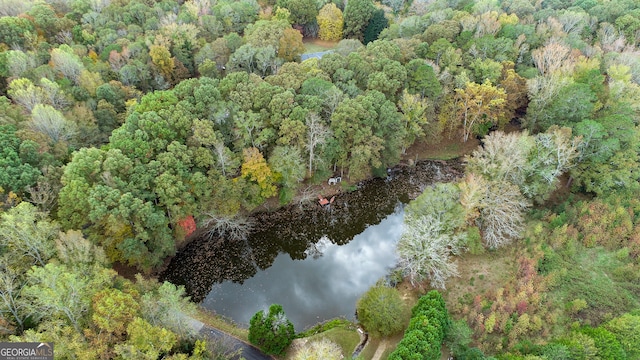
[{"x1": 120, "y1": 135, "x2": 480, "y2": 279}]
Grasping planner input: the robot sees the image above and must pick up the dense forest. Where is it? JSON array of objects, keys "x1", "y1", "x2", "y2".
[{"x1": 1, "y1": 0, "x2": 640, "y2": 357}]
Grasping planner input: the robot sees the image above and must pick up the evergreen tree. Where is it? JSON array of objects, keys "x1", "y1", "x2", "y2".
[{"x1": 249, "y1": 304, "x2": 295, "y2": 355}]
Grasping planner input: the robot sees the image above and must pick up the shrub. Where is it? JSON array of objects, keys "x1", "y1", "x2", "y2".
[
  {"x1": 566, "y1": 299, "x2": 587, "y2": 315},
  {"x1": 292, "y1": 338, "x2": 342, "y2": 360},
  {"x1": 445, "y1": 319, "x2": 474, "y2": 357}
]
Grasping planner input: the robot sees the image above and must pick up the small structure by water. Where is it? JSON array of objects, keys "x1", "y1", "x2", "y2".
[{"x1": 161, "y1": 159, "x2": 464, "y2": 330}]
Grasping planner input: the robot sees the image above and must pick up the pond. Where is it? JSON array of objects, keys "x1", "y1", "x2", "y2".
[
  {"x1": 202, "y1": 207, "x2": 403, "y2": 331},
  {"x1": 160, "y1": 159, "x2": 463, "y2": 331}
]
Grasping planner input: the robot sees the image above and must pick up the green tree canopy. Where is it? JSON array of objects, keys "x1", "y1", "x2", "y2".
[
  {"x1": 249, "y1": 304, "x2": 295, "y2": 355},
  {"x1": 356, "y1": 284, "x2": 408, "y2": 336}
]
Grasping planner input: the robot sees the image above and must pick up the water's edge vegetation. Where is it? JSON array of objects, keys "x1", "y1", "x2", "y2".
[{"x1": 1, "y1": 0, "x2": 640, "y2": 357}]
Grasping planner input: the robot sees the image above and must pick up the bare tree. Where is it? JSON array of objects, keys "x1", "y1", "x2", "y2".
[
  {"x1": 40, "y1": 78, "x2": 70, "y2": 110},
  {"x1": 213, "y1": 140, "x2": 239, "y2": 177},
  {"x1": 0, "y1": 203, "x2": 58, "y2": 267},
  {"x1": 597, "y1": 23, "x2": 620, "y2": 50},
  {"x1": 201, "y1": 213, "x2": 255, "y2": 241},
  {"x1": 305, "y1": 112, "x2": 330, "y2": 176},
  {"x1": 465, "y1": 131, "x2": 533, "y2": 186},
  {"x1": 89, "y1": 0, "x2": 111, "y2": 12},
  {"x1": 532, "y1": 41, "x2": 572, "y2": 76},
  {"x1": 27, "y1": 180, "x2": 58, "y2": 213},
  {"x1": 55, "y1": 230, "x2": 107, "y2": 267},
  {"x1": 50, "y1": 46, "x2": 84, "y2": 84},
  {"x1": 0, "y1": 0, "x2": 33, "y2": 16},
  {"x1": 293, "y1": 186, "x2": 316, "y2": 211},
  {"x1": 478, "y1": 181, "x2": 529, "y2": 249},
  {"x1": 475, "y1": 11, "x2": 501, "y2": 37},
  {"x1": 398, "y1": 214, "x2": 466, "y2": 289},
  {"x1": 0, "y1": 259, "x2": 29, "y2": 332},
  {"x1": 321, "y1": 87, "x2": 344, "y2": 119},
  {"x1": 557, "y1": 10, "x2": 588, "y2": 36},
  {"x1": 530, "y1": 127, "x2": 581, "y2": 182},
  {"x1": 30, "y1": 104, "x2": 76, "y2": 142}
]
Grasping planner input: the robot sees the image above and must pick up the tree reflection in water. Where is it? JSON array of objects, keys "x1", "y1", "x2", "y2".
[{"x1": 160, "y1": 160, "x2": 463, "y2": 305}]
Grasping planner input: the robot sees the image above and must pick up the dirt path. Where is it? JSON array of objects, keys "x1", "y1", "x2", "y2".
[{"x1": 370, "y1": 339, "x2": 389, "y2": 360}]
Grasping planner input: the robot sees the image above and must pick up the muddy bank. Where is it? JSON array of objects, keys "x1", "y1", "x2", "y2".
[{"x1": 160, "y1": 159, "x2": 464, "y2": 303}]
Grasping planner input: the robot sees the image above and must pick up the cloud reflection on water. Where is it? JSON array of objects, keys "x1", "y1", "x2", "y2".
[{"x1": 202, "y1": 209, "x2": 404, "y2": 331}]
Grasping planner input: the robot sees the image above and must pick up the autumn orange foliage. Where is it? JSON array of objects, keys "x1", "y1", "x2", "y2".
[{"x1": 178, "y1": 215, "x2": 197, "y2": 237}]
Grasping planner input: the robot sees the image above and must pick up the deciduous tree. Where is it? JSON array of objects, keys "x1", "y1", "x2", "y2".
[
  {"x1": 50, "y1": 45, "x2": 85, "y2": 84},
  {"x1": 140, "y1": 281, "x2": 198, "y2": 341},
  {"x1": 398, "y1": 183, "x2": 467, "y2": 288},
  {"x1": 31, "y1": 104, "x2": 76, "y2": 143},
  {"x1": 453, "y1": 80, "x2": 507, "y2": 142},
  {"x1": 268, "y1": 146, "x2": 305, "y2": 204},
  {"x1": 478, "y1": 180, "x2": 529, "y2": 248},
  {"x1": 532, "y1": 40, "x2": 572, "y2": 76},
  {"x1": 149, "y1": 45, "x2": 175, "y2": 80},
  {"x1": 317, "y1": 4, "x2": 343, "y2": 41},
  {"x1": 23, "y1": 263, "x2": 115, "y2": 332},
  {"x1": 305, "y1": 112, "x2": 330, "y2": 176},
  {"x1": 114, "y1": 317, "x2": 177, "y2": 359},
  {"x1": 0, "y1": 259, "x2": 29, "y2": 332},
  {"x1": 0, "y1": 203, "x2": 58, "y2": 268},
  {"x1": 89, "y1": 288, "x2": 140, "y2": 355},
  {"x1": 279, "y1": 28, "x2": 305, "y2": 62},
  {"x1": 7, "y1": 78, "x2": 47, "y2": 112},
  {"x1": 241, "y1": 147, "x2": 277, "y2": 201},
  {"x1": 356, "y1": 284, "x2": 408, "y2": 336},
  {"x1": 398, "y1": 90, "x2": 431, "y2": 152}
]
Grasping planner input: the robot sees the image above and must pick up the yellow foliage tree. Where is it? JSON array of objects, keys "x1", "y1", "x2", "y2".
[
  {"x1": 317, "y1": 4, "x2": 343, "y2": 41},
  {"x1": 279, "y1": 28, "x2": 305, "y2": 61},
  {"x1": 241, "y1": 147, "x2": 277, "y2": 199},
  {"x1": 149, "y1": 45, "x2": 174, "y2": 79},
  {"x1": 454, "y1": 80, "x2": 507, "y2": 142}
]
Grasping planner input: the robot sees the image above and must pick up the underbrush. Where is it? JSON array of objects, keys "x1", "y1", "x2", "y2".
[
  {"x1": 296, "y1": 318, "x2": 356, "y2": 338},
  {"x1": 444, "y1": 192, "x2": 640, "y2": 355},
  {"x1": 544, "y1": 247, "x2": 640, "y2": 326},
  {"x1": 289, "y1": 321, "x2": 360, "y2": 359}
]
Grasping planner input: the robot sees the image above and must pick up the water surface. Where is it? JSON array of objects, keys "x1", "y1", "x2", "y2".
[
  {"x1": 161, "y1": 160, "x2": 463, "y2": 330},
  {"x1": 201, "y1": 208, "x2": 403, "y2": 330}
]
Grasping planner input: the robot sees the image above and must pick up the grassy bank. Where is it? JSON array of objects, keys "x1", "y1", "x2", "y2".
[{"x1": 194, "y1": 307, "x2": 250, "y2": 342}]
